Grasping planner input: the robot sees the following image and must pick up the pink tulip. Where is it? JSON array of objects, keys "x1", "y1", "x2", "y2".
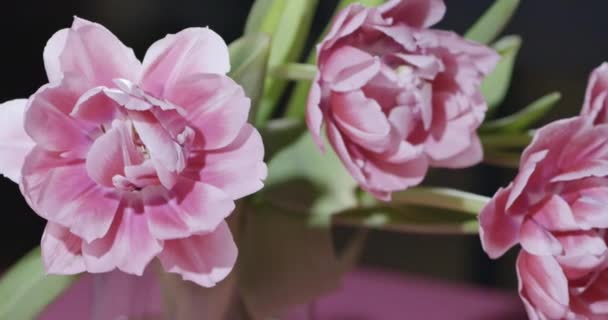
[
  {"x1": 306, "y1": 0, "x2": 499, "y2": 200},
  {"x1": 480, "y1": 62, "x2": 608, "y2": 318},
  {"x1": 0, "y1": 18, "x2": 267, "y2": 287}
]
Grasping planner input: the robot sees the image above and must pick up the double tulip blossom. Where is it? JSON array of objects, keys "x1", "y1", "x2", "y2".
[
  {"x1": 306, "y1": 0, "x2": 499, "y2": 200},
  {"x1": 480, "y1": 64, "x2": 608, "y2": 319},
  {"x1": 0, "y1": 18, "x2": 267, "y2": 287}
]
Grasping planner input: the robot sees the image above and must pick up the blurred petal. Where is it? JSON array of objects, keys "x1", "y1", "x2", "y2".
[
  {"x1": 0, "y1": 99, "x2": 35, "y2": 182},
  {"x1": 41, "y1": 223, "x2": 86, "y2": 275}
]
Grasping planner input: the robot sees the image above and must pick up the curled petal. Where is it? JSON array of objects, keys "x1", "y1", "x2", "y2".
[{"x1": 159, "y1": 221, "x2": 237, "y2": 287}]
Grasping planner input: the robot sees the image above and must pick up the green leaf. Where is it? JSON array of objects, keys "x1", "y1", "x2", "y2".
[
  {"x1": 244, "y1": 0, "x2": 286, "y2": 35},
  {"x1": 249, "y1": 0, "x2": 319, "y2": 126},
  {"x1": 270, "y1": 63, "x2": 317, "y2": 81},
  {"x1": 465, "y1": 0, "x2": 520, "y2": 44},
  {"x1": 261, "y1": 132, "x2": 358, "y2": 225},
  {"x1": 228, "y1": 33, "x2": 271, "y2": 122},
  {"x1": 481, "y1": 35, "x2": 522, "y2": 110},
  {"x1": 285, "y1": 0, "x2": 386, "y2": 119},
  {"x1": 0, "y1": 247, "x2": 78, "y2": 319},
  {"x1": 481, "y1": 92, "x2": 561, "y2": 133},
  {"x1": 336, "y1": 0, "x2": 386, "y2": 11},
  {"x1": 259, "y1": 118, "x2": 306, "y2": 161}
]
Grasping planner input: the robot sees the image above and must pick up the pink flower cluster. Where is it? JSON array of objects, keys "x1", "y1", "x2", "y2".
[
  {"x1": 480, "y1": 64, "x2": 608, "y2": 319},
  {"x1": 307, "y1": 0, "x2": 498, "y2": 200},
  {"x1": 0, "y1": 18, "x2": 267, "y2": 287}
]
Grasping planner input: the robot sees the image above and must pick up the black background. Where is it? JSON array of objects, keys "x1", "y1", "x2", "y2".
[{"x1": 1, "y1": 0, "x2": 607, "y2": 292}]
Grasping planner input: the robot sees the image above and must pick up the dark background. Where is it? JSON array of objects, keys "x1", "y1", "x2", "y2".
[{"x1": 1, "y1": 0, "x2": 606, "y2": 293}]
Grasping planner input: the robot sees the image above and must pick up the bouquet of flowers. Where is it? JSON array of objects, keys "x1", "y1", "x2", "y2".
[{"x1": 0, "y1": 0, "x2": 605, "y2": 319}]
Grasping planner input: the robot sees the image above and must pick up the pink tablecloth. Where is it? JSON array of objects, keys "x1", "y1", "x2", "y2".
[{"x1": 41, "y1": 268, "x2": 526, "y2": 319}]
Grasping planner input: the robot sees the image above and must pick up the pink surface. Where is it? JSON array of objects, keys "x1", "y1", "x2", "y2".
[{"x1": 42, "y1": 268, "x2": 526, "y2": 319}]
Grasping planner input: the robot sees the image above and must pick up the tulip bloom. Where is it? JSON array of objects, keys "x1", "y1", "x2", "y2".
[
  {"x1": 0, "y1": 18, "x2": 267, "y2": 287},
  {"x1": 306, "y1": 0, "x2": 498, "y2": 200}
]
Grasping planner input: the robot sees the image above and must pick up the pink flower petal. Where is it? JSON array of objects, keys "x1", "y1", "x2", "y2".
[
  {"x1": 326, "y1": 121, "x2": 367, "y2": 184},
  {"x1": 306, "y1": 76, "x2": 325, "y2": 150},
  {"x1": 331, "y1": 91, "x2": 394, "y2": 153},
  {"x1": 140, "y1": 27, "x2": 230, "y2": 96},
  {"x1": 581, "y1": 62, "x2": 608, "y2": 122},
  {"x1": 423, "y1": 112, "x2": 477, "y2": 161},
  {"x1": 21, "y1": 147, "x2": 121, "y2": 242},
  {"x1": 556, "y1": 231, "x2": 607, "y2": 257},
  {"x1": 86, "y1": 122, "x2": 137, "y2": 188},
  {"x1": 531, "y1": 195, "x2": 578, "y2": 232},
  {"x1": 43, "y1": 29, "x2": 69, "y2": 83},
  {"x1": 479, "y1": 186, "x2": 522, "y2": 259},
  {"x1": 159, "y1": 221, "x2": 237, "y2": 287},
  {"x1": 429, "y1": 134, "x2": 483, "y2": 168},
  {"x1": 363, "y1": 155, "x2": 428, "y2": 198},
  {"x1": 190, "y1": 124, "x2": 267, "y2": 200},
  {"x1": 506, "y1": 150, "x2": 549, "y2": 210},
  {"x1": 165, "y1": 74, "x2": 250, "y2": 150},
  {"x1": 71, "y1": 87, "x2": 121, "y2": 123},
  {"x1": 41, "y1": 223, "x2": 86, "y2": 275},
  {"x1": 82, "y1": 196, "x2": 162, "y2": 276},
  {"x1": 516, "y1": 251, "x2": 570, "y2": 320},
  {"x1": 24, "y1": 77, "x2": 94, "y2": 155},
  {"x1": 55, "y1": 17, "x2": 141, "y2": 87},
  {"x1": 380, "y1": 0, "x2": 446, "y2": 28},
  {"x1": 130, "y1": 111, "x2": 186, "y2": 189},
  {"x1": 0, "y1": 99, "x2": 35, "y2": 183},
  {"x1": 520, "y1": 218, "x2": 563, "y2": 256},
  {"x1": 143, "y1": 178, "x2": 235, "y2": 240},
  {"x1": 321, "y1": 46, "x2": 377, "y2": 85}
]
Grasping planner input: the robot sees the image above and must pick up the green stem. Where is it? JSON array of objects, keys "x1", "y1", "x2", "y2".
[
  {"x1": 480, "y1": 132, "x2": 532, "y2": 148},
  {"x1": 333, "y1": 215, "x2": 479, "y2": 235},
  {"x1": 270, "y1": 63, "x2": 317, "y2": 81},
  {"x1": 484, "y1": 150, "x2": 521, "y2": 168},
  {"x1": 392, "y1": 187, "x2": 490, "y2": 216}
]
